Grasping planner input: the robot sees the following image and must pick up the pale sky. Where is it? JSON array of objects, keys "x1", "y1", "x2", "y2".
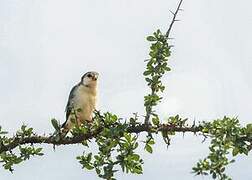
[{"x1": 0, "y1": 0, "x2": 252, "y2": 179}]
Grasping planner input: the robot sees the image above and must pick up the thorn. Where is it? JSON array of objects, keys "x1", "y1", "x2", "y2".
[
  {"x1": 174, "y1": 19, "x2": 181, "y2": 22},
  {"x1": 169, "y1": 10, "x2": 175, "y2": 15},
  {"x1": 192, "y1": 120, "x2": 196, "y2": 127},
  {"x1": 166, "y1": 144, "x2": 169, "y2": 149},
  {"x1": 201, "y1": 135, "x2": 207, "y2": 143}
]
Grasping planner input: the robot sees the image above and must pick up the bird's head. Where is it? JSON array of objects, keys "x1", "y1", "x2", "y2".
[{"x1": 81, "y1": 71, "x2": 99, "y2": 88}]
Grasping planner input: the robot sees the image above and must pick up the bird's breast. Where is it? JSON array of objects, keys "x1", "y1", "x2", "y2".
[{"x1": 73, "y1": 86, "x2": 97, "y2": 121}]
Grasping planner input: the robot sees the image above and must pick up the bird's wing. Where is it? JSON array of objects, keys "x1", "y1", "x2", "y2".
[{"x1": 61, "y1": 84, "x2": 79, "y2": 128}]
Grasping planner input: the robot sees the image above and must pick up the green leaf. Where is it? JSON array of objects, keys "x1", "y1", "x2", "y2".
[
  {"x1": 146, "y1": 36, "x2": 157, "y2": 42},
  {"x1": 14, "y1": 158, "x2": 23, "y2": 164},
  {"x1": 21, "y1": 125, "x2": 27, "y2": 132},
  {"x1": 232, "y1": 147, "x2": 240, "y2": 156},
  {"x1": 87, "y1": 153, "x2": 92, "y2": 162},
  {"x1": 0, "y1": 130, "x2": 8, "y2": 135},
  {"x1": 145, "y1": 144, "x2": 153, "y2": 154},
  {"x1": 246, "y1": 124, "x2": 252, "y2": 133},
  {"x1": 148, "y1": 139, "x2": 155, "y2": 145},
  {"x1": 152, "y1": 117, "x2": 160, "y2": 126},
  {"x1": 164, "y1": 66, "x2": 171, "y2": 71},
  {"x1": 124, "y1": 133, "x2": 131, "y2": 143},
  {"x1": 143, "y1": 71, "x2": 152, "y2": 76},
  {"x1": 131, "y1": 154, "x2": 140, "y2": 161},
  {"x1": 133, "y1": 165, "x2": 143, "y2": 174},
  {"x1": 230, "y1": 159, "x2": 235, "y2": 163},
  {"x1": 51, "y1": 119, "x2": 60, "y2": 131},
  {"x1": 35, "y1": 147, "x2": 43, "y2": 154},
  {"x1": 82, "y1": 140, "x2": 89, "y2": 147},
  {"x1": 85, "y1": 164, "x2": 94, "y2": 170}
]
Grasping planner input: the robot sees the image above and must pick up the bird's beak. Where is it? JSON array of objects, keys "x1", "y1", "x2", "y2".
[{"x1": 92, "y1": 74, "x2": 99, "y2": 81}]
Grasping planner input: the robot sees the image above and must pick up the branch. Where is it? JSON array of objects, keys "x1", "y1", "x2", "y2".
[
  {"x1": 144, "y1": 0, "x2": 183, "y2": 126},
  {"x1": 165, "y1": 0, "x2": 183, "y2": 39},
  {"x1": 2, "y1": 121, "x2": 251, "y2": 154},
  {"x1": 0, "y1": 123, "x2": 201, "y2": 153}
]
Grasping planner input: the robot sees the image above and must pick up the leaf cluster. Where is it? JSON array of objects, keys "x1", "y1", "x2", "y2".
[
  {"x1": 193, "y1": 117, "x2": 252, "y2": 179},
  {"x1": 0, "y1": 125, "x2": 43, "y2": 172},
  {"x1": 144, "y1": 29, "x2": 171, "y2": 111},
  {"x1": 76, "y1": 112, "x2": 143, "y2": 179}
]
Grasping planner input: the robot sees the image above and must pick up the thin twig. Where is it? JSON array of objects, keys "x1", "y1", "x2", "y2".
[{"x1": 165, "y1": 0, "x2": 184, "y2": 39}]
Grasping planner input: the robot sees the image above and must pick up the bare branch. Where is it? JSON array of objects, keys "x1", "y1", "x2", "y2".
[{"x1": 165, "y1": 0, "x2": 184, "y2": 39}]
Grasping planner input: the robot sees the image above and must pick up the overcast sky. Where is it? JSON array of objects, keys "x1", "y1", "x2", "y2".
[{"x1": 0, "y1": 0, "x2": 252, "y2": 179}]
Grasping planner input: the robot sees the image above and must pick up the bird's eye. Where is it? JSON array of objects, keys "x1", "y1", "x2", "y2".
[{"x1": 87, "y1": 74, "x2": 92, "y2": 78}]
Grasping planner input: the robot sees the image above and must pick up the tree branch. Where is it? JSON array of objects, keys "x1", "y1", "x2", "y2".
[
  {"x1": 165, "y1": 0, "x2": 183, "y2": 39},
  {"x1": 0, "y1": 123, "x2": 201, "y2": 153},
  {"x1": 144, "y1": 0, "x2": 183, "y2": 126}
]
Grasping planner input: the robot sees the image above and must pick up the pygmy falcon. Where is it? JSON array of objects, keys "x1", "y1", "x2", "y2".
[{"x1": 61, "y1": 71, "x2": 99, "y2": 133}]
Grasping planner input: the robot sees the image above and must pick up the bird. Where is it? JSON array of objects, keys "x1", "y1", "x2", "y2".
[{"x1": 61, "y1": 71, "x2": 99, "y2": 134}]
